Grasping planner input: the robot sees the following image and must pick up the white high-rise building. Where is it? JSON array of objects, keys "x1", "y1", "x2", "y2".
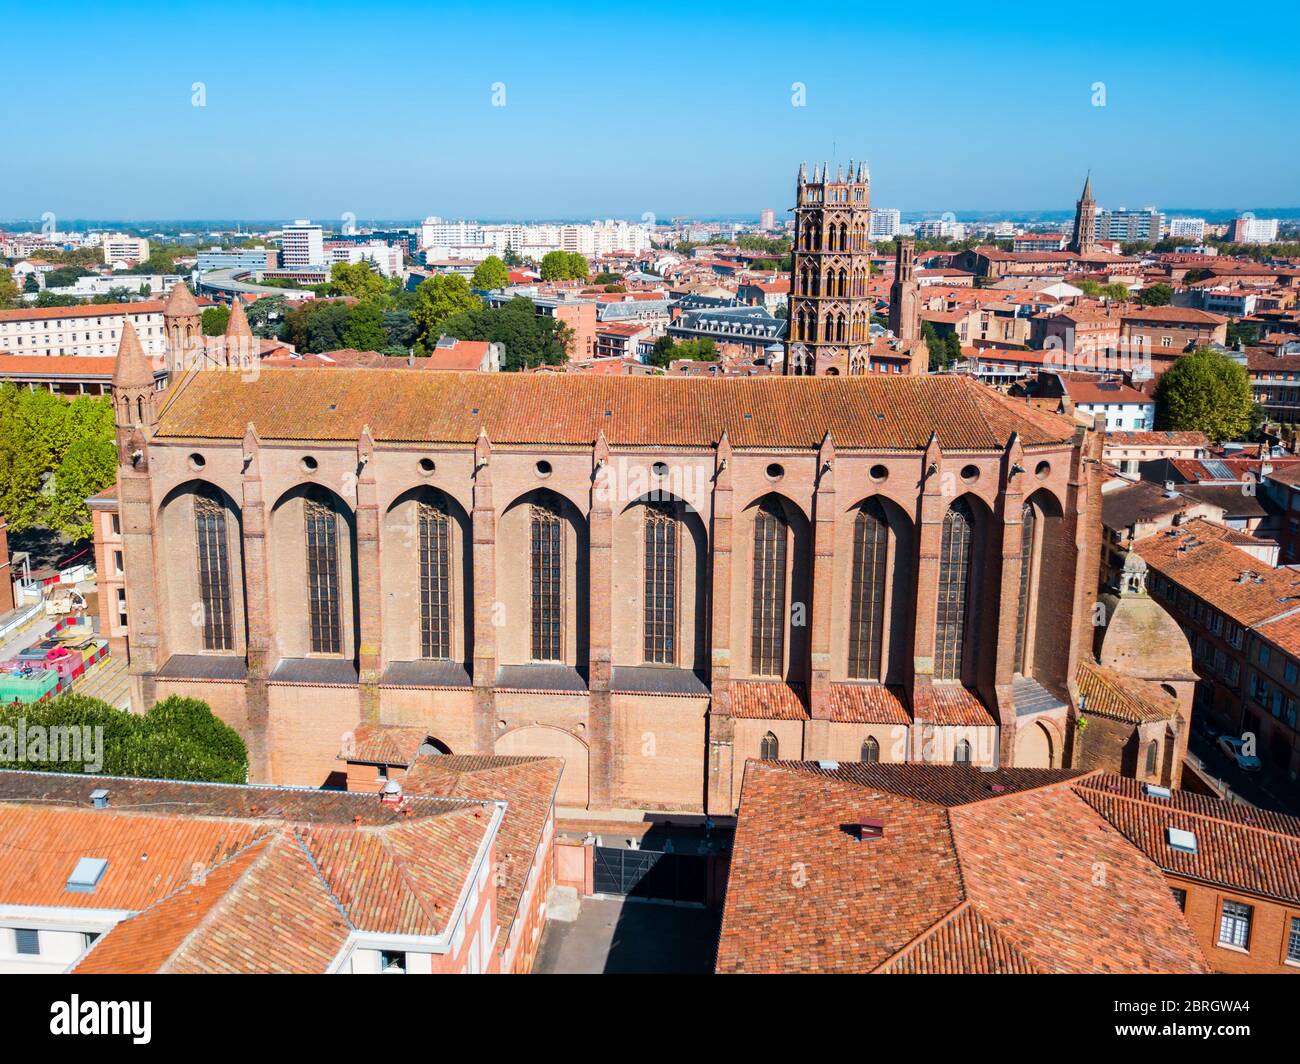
[
  {"x1": 280, "y1": 220, "x2": 325, "y2": 268},
  {"x1": 1167, "y1": 217, "x2": 1206, "y2": 240},
  {"x1": 869, "y1": 208, "x2": 901, "y2": 241},
  {"x1": 1233, "y1": 216, "x2": 1280, "y2": 244}
]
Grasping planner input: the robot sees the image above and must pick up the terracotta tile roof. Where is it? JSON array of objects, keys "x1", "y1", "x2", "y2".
[
  {"x1": 918, "y1": 683, "x2": 997, "y2": 727},
  {"x1": 343, "y1": 722, "x2": 430, "y2": 766},
  {"x1": 0, "y1": 770, "x2": 498, "y2": 973},
  {"x1": 875, "y1": 901, "x2": 1042, "y2": 974},
  {"x1": 1133, "y1": 518, "x2": 1300, "y2": 627},
  {"x1": 1102, "y1": 430, "x2": 1209, "y2": 449},
  {"x1": 730, "y1": 681, "x2": 808, "y2": 719},
  {"x1": 1121, "y1": 306, "x2": 1226, "y2": 326},
  {"x1": 401, "y1": 755, "x2": 562, "y2": 941},
  {"x1": 716, "y1": 763, "x2": 1207, "y2": 973},
  {"x1": 0, "y1": 354, "x2": 124, "y2": 378},
  {"x1": 1076, "y1": 659, "x2": 1181, "y2": 724},
  {"x1": 155, "y1": 369, "x2": 1079, "y2": 451},
  {"x1": 1075, "y1": 774, "x2": 1300, "y2": 905},
  {"x1": 825, "y1": 683, "x2": 910, "y2": 724},
  {"x1": 0, "y1": 300, "x2": 167, "y2": 323}
]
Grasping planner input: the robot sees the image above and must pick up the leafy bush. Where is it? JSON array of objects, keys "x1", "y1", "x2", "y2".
[{"x1": 0, "y1": 693, "x2": 248, "y2": 783}]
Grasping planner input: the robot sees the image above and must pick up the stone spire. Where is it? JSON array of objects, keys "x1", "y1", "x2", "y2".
[
  {"x1": 163, "y1": 280, "x2": 200, "y2": 317},
  {"x1": 1070, "y1": 171, "x2": 1098, "y2": 256},
  {"x1": 223, "y1": 297, "x2": 254, "y2": 368},
  {"x1": 113, "y1": 319, "x2": 155, "y2": 392}
]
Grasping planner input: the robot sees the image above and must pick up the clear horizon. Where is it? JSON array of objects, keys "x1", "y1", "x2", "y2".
[{"x1": 4, "y1": 1, "x2": 1298, "y2": 220}]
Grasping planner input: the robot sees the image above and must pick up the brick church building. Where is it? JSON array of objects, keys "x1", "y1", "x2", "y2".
[{"x1": 98, "y1": 269, "x2": 1192, "y2": 813}]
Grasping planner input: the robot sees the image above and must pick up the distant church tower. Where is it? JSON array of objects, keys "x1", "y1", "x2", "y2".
[
  {"x1": 888, "y1": 237, "x2": 919, "y2": 342},
  {"x1": 1069, "y1": 173, "x2": 1098, "y2": 256},
  {"x1": 785, "y1": 160, "x2": 875, "y2": 375},
  {"x1": 163, "y1": 281, "x2": 201, "y2": 372}
]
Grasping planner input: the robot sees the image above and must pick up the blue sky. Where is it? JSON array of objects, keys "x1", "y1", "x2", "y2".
[{"x1": 5, "y1": 0, "x2": 1298, "y2": 221}]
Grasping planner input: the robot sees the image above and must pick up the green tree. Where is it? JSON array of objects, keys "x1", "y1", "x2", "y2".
[
  {"x1": 329, "y1": 260, "x2": 388, "y2": 302},
  {"x1": 442, "y1": 296, "x2": 568, "y2": 371},
  {"x1": 1099, "y1": 282, "x2": 1131, "y2": 301},
  {"x1": 410, "y1": 274, "x2": 482, "y2": 347},
  {"x1": 341, "y1": 301, "x2": 387, "y2": 351},
  {"x1": 201, "y1": 306, "x2": 231, "y2": 336},
  {"x1": 0, "y1": 694, "x2": 247, "y2": 783},
  {"x1": 1139, "y1": 283, "x2": 1173, "y2": 306},
  {"x1": 287, "y1": 299, "x2": 354, "y2": 353},
  {"x1": 0, "y1": 268, "x2": 23, "y2": 307},
  {"x1": 1154, "y1": 347, "x2": 1253, "y2": 442},
  {"x1": 648, "y1": 335, "x2": 717, "y2": 367},
  {"x1": 539, "y1": 250, "x2": 589, "y2": 281},
  {"x1": 46, "y1": 435, "x2": 117, "y2": 540},
  {"x1": 470, "y1": 256, "x2": 510, "y2": 291},
  {"x1": 593, "y1": 272, "x2": 623, "y2": 285}
]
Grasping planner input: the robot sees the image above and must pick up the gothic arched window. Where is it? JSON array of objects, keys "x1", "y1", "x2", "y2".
[
  {"x1": 760, "y1": 731, "x2": 779, "y2": 760},
  {"x1": 644, "y1": 503, "x2": 677, "y2": 665},
  {"x1": 418, "y1": 498, "x2": 451, "y2": 660},
  {"x1": 936, "y1": 498, "x2": 975, "y2": 682},
  {"x1": 861, "y1": 736, "x2": 880, "y2": 764},
  {"x1": 194, "y1": 495, "x2": 232, "y2": 652},
  {"x1": 530, "y1": 501, "x2": 563, "y2": 661},
  {"x1": 752, "y1": 499, "x2": 788, "y2": 676},
  {"x1": 955, "y1": 739, "x2": 972, "y2": 764},
  {"x1": 848, "y1": 501, "x2": 889, "y2": 680},
  {"x1": 1015, "y1": 500, "x2": 1038, "y2": 674},
  {"x1": 304, "y1": 495, "x2": 341, "y2": 655},
  {"x1": 1145, "y1": 739, "x2": 1159, "y2": 776}
]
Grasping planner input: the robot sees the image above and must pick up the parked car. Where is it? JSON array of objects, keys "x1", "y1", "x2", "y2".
[{"x1": 1217, "y1": 735, "x2": 1263, "y2": 772}]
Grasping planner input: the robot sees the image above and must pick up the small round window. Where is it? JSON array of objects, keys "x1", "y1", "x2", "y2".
[
  {"x1": 869, "y1": 463, "x2": 888, "y2": 482},
  {"x1": 188, "y1": 453, "x2": 206, "y2": 471},
  {"x1": 960, "y1": 464, "x2": 979, "y2": 484},
  {"x1": 766, "y1": 463, "x2": 785, "y2": 481},
  {"x1": 652, "y1": 461, "x2": 669, "y2": 478},
  {"x1": 301, "y1": 456, "x2": 319, "y2": 474},
  {"x1": 418, "y1": 457, "x2": 436, "y2": 476},
  {"x1": 1035, "y1": 460, "x2": 1051, "y2": 479},
  {"x1": 535, "y1": 460, "x2": 552, "y2": 478}
]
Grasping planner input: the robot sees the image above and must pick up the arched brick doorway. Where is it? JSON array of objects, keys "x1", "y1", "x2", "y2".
[
  {"x1": 495, "y1": 726, "x2": 589, "y2": 807},
  {"x1": 1015, "y1": 720, "x2": 1055, "y2": 768}
]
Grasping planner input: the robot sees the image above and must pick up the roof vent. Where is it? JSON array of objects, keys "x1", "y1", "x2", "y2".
[
  {"x1": 1143, "y1": 783, "x2": 1172, "y2": 799},
  {"x1": 817, "y1": 760, "x2": 840, "y2": 771},
  {"x1": 855, "y1": 818, "x2": 885, "y2": 843},
  {"x1": 90, "y1": 788, "x2": 109, "y2": 809},
  {"x1": 380, "y1": 779, "x2": 403, "y2": 805},
  {"x1": 1166, "y1": 826, "x2": 1198, "y2": 854},
  {"x1": 66, "y1": 857, "x2": 108, "y2": 893}
]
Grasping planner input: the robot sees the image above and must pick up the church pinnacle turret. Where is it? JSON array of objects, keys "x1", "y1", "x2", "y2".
[{"x1": 1069, "y1": 171, "x2": 1098, "y2": 256}]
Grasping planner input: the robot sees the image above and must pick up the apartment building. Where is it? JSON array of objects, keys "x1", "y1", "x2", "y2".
[
  {"x1": 0, "y1": 300, "x2": 170, "y2": 358},
  {"x1": 280, "y1": 220, "x2": 325, "y2": 268},
  {"x1": 100, "y1": 234, "x2": 149, "y2": 265}
]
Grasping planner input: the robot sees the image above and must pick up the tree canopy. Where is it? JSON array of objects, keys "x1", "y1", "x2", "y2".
[
  {"x1": 539, "y1": 250, "x2": 589, "y2": 281},
  {"x1": 441, "y1": 296, "x2": 569, "y2": 371},
  {"x1": 470, "y1": 256, "x2": 511, "y2": 291},
  {"x1": 410, "y1": 274, "x2": 483, "y2": 349},
  {"x1": 0, "y1": 694, "x2": 247, "y2": 783},
  {"x1": 0, "y1": 385, "x2": 116, "y2": 537},
  {"x1": 1154, "y1": 347, "x2": 1254, "y2": 442},
  {"x1": 201, "y1": 305, "x2": 230, "y2": 336}
]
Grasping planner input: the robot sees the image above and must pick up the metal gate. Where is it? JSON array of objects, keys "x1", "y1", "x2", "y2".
[{"x1": 592, "y1": 846, "x2": 707, "y2": 904}]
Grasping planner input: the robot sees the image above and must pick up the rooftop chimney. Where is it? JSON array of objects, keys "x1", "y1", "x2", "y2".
[
  {"x1": 90, "y1": 788, "x2": 109, "y2": 809},
  {"x1": 380, "y1": 779, "x2": 403, "y2": 805}
]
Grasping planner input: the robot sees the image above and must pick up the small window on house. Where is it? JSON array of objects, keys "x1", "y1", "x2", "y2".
[
  {"x1": 14, "y1": 928, "x2": 39, "y2": 956},
  {"x1": 379, "y1": 949, "x2": 406, "y2": 973},
  {"x1": 1170, "y1": 887, "x2": 1187, "y2": 912},
  {"x1": 861, "y1": 736, "x2": 880, "y2": 764},
  {"x1": 1145, "y1": 739, "x2": 1159, "y2": 776},
  {"x1": 759, "y1": 731, "x2": 779, "y2": 760},
  {"x1": 1288, "y1": 916, "x2": 1300, "y2": 964},
  {"x1": 1218, "y1": 899, "x2": 1252, "y2": 950},
  {"x1": 954, "y1": 739, "x2": 972, "y2": 764}
]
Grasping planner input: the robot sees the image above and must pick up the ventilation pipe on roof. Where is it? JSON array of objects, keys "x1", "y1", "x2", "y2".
[
  {"x1": 90, "y1": 788, "x2": 109, "y2": 809},
  {"x1": 380, "y1": 779, "x2": 403, "y2": 805}
]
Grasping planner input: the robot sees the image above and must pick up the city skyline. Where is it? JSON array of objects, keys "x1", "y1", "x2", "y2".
[{"x1": 5, "y1": 1, "x2": 1299, "y2": 219}]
